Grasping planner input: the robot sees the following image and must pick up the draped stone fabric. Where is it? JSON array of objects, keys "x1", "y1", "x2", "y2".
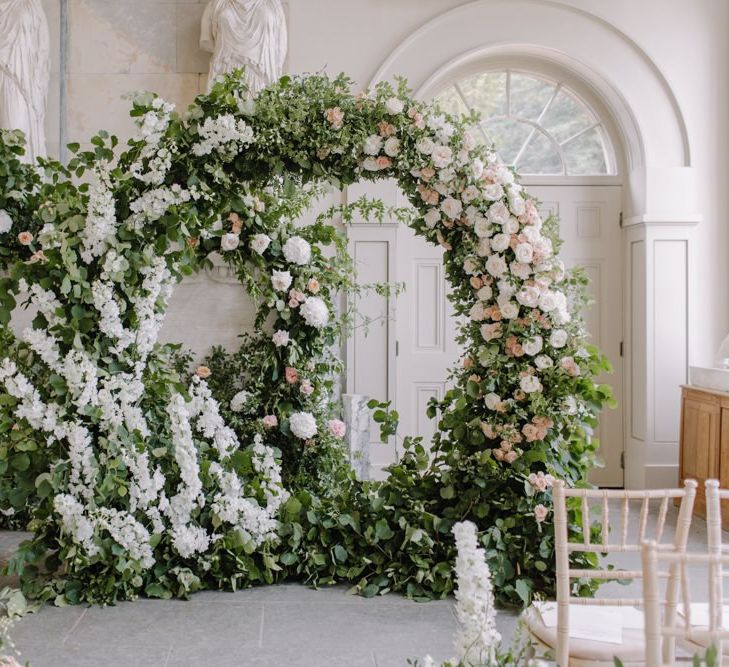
[
  {"x1": 200, "y1": 0, "x2": 287, "y2": 95},
  {"x1": 0, "y1": 0, "x2": 50, "y2": 162}
]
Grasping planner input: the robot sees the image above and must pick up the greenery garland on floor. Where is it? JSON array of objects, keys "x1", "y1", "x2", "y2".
[{"x1": 0, "y1": 71, "x2": 612, "y2": 607}]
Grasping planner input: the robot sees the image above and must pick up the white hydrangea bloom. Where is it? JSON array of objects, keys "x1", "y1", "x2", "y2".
[
  {"x1": 282, "y1": 236, "x2": 312, "y2": 265},
  {"x1": 0, "y1": 209, "x2": 12, "y2": 234},
  {"x1": 289, "y1": 411, "x2": 318, "y2": 440},
  {"x1": 300, "y1": 296, "x2": 329, "y2": 328}
]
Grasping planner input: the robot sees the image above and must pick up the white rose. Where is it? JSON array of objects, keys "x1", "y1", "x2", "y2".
[
  {"x1": 385, "y1": 97, "x2": 405, "y2": 115},
  {"x1": 477, "y1": 285, "x2": 493, "y2": 301},
  {"x1": 497, "y1": 279, "x2": 516, "y2": 297},
  {"x1": 509, "y1": 193, "x2": 526, "y2": 216},
  {"x1": 438, "y1": 167, "x2": 455, "y2": 184},
  {"x1": 500, "y1": 301, "x2": 519, "y2": 319},
  {"x1": 250, "y1": 233, "x2": 271, "y2": 255},
  {"x1": 477, "y1": 237, "x2": 491, "y2": 257},
  {"x1": 461, "y1": 185, "x2": 480, "y2": 204},
  {"x1": 230, "y1": 390, "x2": 250, "y2": 412},
  {"x1": 432, "y1": 145, "x2": 453, "y2": 168},
  {"x1": 423, "y1": 209, "x2": 441, "y2": 228},
  {"x1": 483, "y1": 183, "x2": 504, "y2": 201},
  {"x1": 474, "y1": 219, "x2": 491, "y2": 238},
  {"x1": 497, "y1": 165, "x2": 515, "y2": 184},
  {"x1": 221, "y1": 233, "x2": 240, "y2": 251},
  {"x1": 272, "y1": 329, "x2": 290, "y2": 347},
  {"x1": 441, "y1": 196, "x2": 463, "y2": 220},
  {"x1": 362, "y1": 157, "x2": 379, "y2": 171},
  {"x1": 384, "y1": 137, "x2": 401, "y2": 157},
  {"x1": 522, "y1": 226, "x2": 541, "y2": 243},
  {"x1": 488, "y1": 202, "x2": 510, "y2": 224},
  {"x1": 510, "y1": 262, "x2": 532, "y2": 280},
  {"x1": 535, "y1": 355, "x2": 554, "y2": 370},
  {"x1": 300, "y1": 296, "x2": 329, "y2": 328},
  {"x1": 503, "y1": 217, "x2": 519, "y2": 234},
  {"x1": 563, "y1": 396, "x2": 578, "y2": 415},
  {"x1": 462, "y1": 131, "x2": 477, "y2": 151},
  {"x1": 553, "y1": 308, "x2": 571, "y2": 325},
  {"x1": 364, "y1": 134, "x2": 383, "y2": 155},
  {"x1": 272, "y1": 270, "x2": 293, "y2": 292},
  {"x1": 520, "y1": 375, "x2": 543, "y2": 394},
  {"x1": 465, "y1": 206, "x2": 480, "y2": 223},
  {"x1": 469, "y1": 302, "x2": 485, "y2": 321},
  {"x1": 490, "y1": 233, "x2": 510, "y2": 252},
  {"x1": 283, "y1": 236, "x2": 312, "y2": 265},
  {"x1": 289, "y1": 411, "x2": 318, "y2": 439},
  {"x1": 463, "y1": 258, "x2": 479, "y2": 275},
  {"x1": 0, "y1": 209, "x2": 11, "y2": 234},
  {"x1": 550, "y1": 329, "x2": 568, "y2": 348},
  {"x1": 515, "y1": 243, "x2": 534, "y2": 264},
  {"x1": 485, "y1": 254, "x2": 507, "y2": 278},
  {"x1": 539, "y1": 290, "x2": 558, "y2": 312},
  {"x1": 523, "y1": 336, "x2": 543, "y2": 356},
  {"x1": 484, "y1": 393, "x2": 502, "y2": 410},
  {"x1": 416, "y1": 137, "x2": 435, "y2": 155},
  {"x1": 516, "y1": 286, "x2": 540, "y2": 308}
]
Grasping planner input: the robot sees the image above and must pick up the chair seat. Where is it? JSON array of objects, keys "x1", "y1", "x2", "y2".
[{"x1": 524, "y1": 605, "x2": 647, "y2": 663}]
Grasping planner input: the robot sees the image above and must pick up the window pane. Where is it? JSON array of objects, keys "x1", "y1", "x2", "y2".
[
  {"x1": 541, "y1": 89, "x2": 594, "y2": 143},
  {"x1": 509, "y1": 73, "x2": 556, "y2": 122},
  {"x1": 563, "y1": 127, "x2": 609, "y2": 175},
  {"x1": 435, "y1": 88, "x2": 470, "y2": 118},
  {"x1": 515, "y1": 130, "x2": 563, "y2": 175},
  {"x1": 483, "y1": 117, "x2": 532, "y2": 165},
  {"x1": 460, "y1": 71, "x2": 507, "y2": 119}
]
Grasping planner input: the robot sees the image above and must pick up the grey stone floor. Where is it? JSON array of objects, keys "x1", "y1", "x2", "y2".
[{"x1": 0, "y1": 499, "x2": 719, "y2": 667}]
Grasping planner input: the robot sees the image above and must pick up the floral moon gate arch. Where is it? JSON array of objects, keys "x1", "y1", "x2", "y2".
[{"x1": 0, "y1": 72, "x2": 611, "y2": 606}]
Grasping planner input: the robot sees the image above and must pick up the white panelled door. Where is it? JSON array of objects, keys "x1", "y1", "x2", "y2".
[
  {"x1": 392, "y1": 184, "x2": 624, "y2": 487},
  {"x1": 394, "y1": 224, "x2": 460, "y2": 453}
]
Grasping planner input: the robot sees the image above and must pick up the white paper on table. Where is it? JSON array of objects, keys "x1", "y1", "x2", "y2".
[
  {"x1": 680, "y1": 603, "x2": 729, "y2": 627},
  {"x1": 534, "y1": 602, "x2": 623, "y2": 644}
]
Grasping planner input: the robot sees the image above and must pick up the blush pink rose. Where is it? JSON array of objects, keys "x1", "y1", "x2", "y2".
[
  {"x1": 262, "y1": 415, "x2": 278, "y2": 428},
  {"x1": 327, "y1": 419, "x2": 346, "y2": 438}
]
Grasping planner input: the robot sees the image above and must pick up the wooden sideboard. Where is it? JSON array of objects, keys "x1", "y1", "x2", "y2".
[{"x1": 679, "y1": 385, "x2": 729, "y2": 527}]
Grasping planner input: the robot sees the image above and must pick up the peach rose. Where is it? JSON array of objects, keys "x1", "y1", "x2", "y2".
[
  {"x1": 17, "y1": 231, "x2": 32, "y2": 245},
  {"x1": 375, "y1": 155, "x2": 392, "y2": 170},
  {"x1": 285, "y1": 367, "x2": 299, "y2": 384},
  {"x1": 195, "y1": 366, "x2": 211, "y2": 379},
  {"x1": 308, "y1": 278, "x2": 320, "y2": 294},
  {"x1": 378, "y1": 120, "x2": 396, "y2": 137},
  {"x1": 325, "y1": 107, "x2": 345, "y2": 129}
]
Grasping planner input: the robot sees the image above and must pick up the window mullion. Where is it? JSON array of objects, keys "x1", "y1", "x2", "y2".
[
  {"x1": 559, "y1": 121, "x2": 600, "y2": 147},
  {"x1": 453, "y1": 83, "x2": 490, "y2": 146}
]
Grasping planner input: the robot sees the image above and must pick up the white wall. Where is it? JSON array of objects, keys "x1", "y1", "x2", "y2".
[{"x1": 32, "y1": 1, "x2": 729, "y2": 474}]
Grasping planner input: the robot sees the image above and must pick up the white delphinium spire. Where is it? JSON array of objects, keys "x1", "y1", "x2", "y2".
[{"x1": 452, "y1": 520, "x2": 501, "y2": 666}]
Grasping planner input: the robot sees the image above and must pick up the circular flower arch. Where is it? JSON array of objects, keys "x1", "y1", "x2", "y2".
[{"x1": 0, "y1": 72, "x2": 612, "y2": 606}]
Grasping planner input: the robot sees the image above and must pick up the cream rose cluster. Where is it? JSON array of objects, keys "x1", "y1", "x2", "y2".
[{"x1": 0, "y1": 209, "x2": 11, "y2": 235}]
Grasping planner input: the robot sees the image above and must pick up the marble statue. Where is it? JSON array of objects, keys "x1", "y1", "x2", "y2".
[
  {"x1": 200, "y1": 0, "x2": 287, "y2": 95},
  {"x1": 0, "y1": 0, "x2": 50, "y2": 162}
]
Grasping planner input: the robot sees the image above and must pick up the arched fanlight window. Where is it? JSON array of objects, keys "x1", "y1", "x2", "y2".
[{"x1": 435, "y1": 69, "x2": 616, "y2": 176}]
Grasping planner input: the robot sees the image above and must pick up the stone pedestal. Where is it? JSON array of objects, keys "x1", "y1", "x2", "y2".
[{"x1": 342, "y1": 394, "x2": 370, "y2": 480}]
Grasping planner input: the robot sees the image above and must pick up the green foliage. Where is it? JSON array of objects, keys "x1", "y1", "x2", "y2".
[{"x1": 0, "y1": 70, "x2": 612, "y2": 609}]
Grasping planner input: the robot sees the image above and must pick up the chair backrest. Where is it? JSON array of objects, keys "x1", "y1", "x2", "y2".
[
  {"x1": 552, "y1": 479, "x2": 698, "y2": 666},
  {"x1": 705, "y1": 479, "x2": 729, "y2": 555},
  {"x1": 642, "y1": 540, "x2": 729, "y2": 667}
]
